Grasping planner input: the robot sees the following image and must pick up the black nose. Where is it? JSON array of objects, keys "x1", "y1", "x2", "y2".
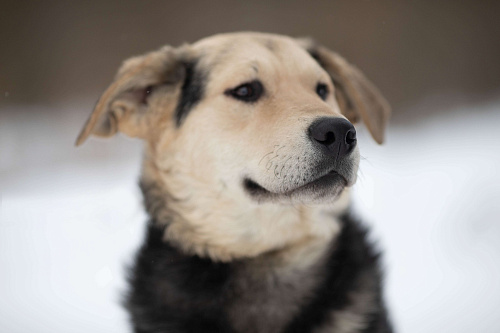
[{"x1": 308, "y1": 117, "x2": 357, "y2": 159}]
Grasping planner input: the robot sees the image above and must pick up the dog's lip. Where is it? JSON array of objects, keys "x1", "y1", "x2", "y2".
[{"x1": 244, "y1": 168, "x2": 347, "y2": 198}]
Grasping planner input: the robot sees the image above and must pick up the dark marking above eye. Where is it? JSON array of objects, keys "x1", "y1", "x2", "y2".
[
  {"x1": 264, "y1": 39, "x2": 276, "y2": 52},
  {"x1": 316, "y1": 83, "x2": 329, "y2": 101},
  {"x1": 225, "y1": 80, "x2": 264, "y2": 103},
  {"x1": 175, "y1": 61, "x2": 206, "y2": 126},
  {"x1": 308, "y1": 49, "x2": 325, "y2": 68}
]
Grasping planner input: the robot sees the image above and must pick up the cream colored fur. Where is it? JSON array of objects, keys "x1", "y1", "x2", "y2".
[{"x1": 77, "y1": 32, "x2": 389, "y2": 263}]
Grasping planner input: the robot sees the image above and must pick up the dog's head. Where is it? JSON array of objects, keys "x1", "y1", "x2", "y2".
[{"x1": 77, "y1": 32, "x2": 390, "y2": 259}]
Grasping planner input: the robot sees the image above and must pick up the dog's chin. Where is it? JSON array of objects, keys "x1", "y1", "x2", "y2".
[{"x1": 244, "y1": 171, "x2": 348, "y2": 204}]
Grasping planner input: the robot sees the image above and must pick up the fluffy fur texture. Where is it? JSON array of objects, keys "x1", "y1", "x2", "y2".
[
  {"x1": 126, "y1": 197, "x2": 391, "y2": 333},
  {"x1": 76, "y1": 32, "x2": 392, "y2": 332}
]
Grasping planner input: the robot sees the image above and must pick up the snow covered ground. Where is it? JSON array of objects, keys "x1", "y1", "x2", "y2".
[{"x1": 1, "y1": 99, "x2": 499, "y2": 332}]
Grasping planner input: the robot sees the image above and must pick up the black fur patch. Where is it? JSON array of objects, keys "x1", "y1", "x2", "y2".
[
  {"x1": 283, "y1": 213, "x2": 392, "y2": 333},
  {"x1": 125, "y1": 211, "x2": 392, "y2": 332},
  {"x1": 125, "y1": 224, "x2": 233, "y2": 333},
  {"x1": 174, "y1": 61, "x2": 205, "y2": 126}
]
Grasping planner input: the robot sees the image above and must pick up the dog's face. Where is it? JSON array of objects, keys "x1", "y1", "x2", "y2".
[
  {"x1": 76, "y1": 33, "x2": 390, "y2": 260},
  {"x1": 164, "y1": 35, "x2": 362, "y2": 205}
]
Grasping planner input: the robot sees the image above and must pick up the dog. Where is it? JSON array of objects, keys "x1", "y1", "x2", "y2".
[{"x1": 76, "y1": 32, "x2": 392, "y2": 333}]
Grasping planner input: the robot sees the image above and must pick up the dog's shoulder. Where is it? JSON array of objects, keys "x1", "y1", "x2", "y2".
[{"x1": 284, "y1": 213, "x2": 393, "y2": 333}]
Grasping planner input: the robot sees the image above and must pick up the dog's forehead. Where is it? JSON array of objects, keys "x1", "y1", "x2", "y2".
[
  {"x1": 192, "y1": 32, "x2": 320, "y2": 74},
  {"x1": 193, "y1": 32, "x2": 296, "y2": 55}
]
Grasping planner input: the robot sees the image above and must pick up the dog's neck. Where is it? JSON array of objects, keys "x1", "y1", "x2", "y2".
[{"x1": 140, "y1": 156, "x2": 351, "y2": 263}]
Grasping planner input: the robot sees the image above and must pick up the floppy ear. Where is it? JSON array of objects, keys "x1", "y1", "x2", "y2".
[
  {"x1": 300, "y1": 40, "x2": 391, "y2": 144},
  {"x1": 75, "y1": 46, "x2": 186, "y2": 146}
]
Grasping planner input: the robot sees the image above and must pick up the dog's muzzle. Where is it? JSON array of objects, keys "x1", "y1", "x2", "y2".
[{"x1": 243, "y1": 117, "x2": 359, "y2": 202}]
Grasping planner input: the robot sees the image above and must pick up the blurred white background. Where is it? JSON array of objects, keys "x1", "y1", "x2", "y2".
[{"x1": 1, "y1": 1, "x2": 500, "y2": 332}]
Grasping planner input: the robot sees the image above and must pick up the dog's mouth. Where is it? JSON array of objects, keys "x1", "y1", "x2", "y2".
[{"x1": 243, "y1": 169, "x2": 347, "y2": 202}]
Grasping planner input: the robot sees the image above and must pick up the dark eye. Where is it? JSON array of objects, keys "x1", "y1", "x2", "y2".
[
  {"x1": 225, "y1": 80, "x2": 264, "y2": 103},
  {"x1": 316, "y1": 83, "x2": 329, "y2": 101}
]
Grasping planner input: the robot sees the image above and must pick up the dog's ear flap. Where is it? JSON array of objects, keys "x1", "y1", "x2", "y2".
[
  {"x1": 299, "y1": 39, "x2": 391, "y2": 144},
  {"x1": 75, "y1": 46, "x2": 185, "y2": 146}
]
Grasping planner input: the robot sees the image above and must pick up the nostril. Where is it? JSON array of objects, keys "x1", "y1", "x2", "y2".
[
  {"x1": 308, "y1": 117, "x2": 356, "y2": 157},
  {"x1": 346, "y1": 130, "x2": 356, "y2": 145},
  {"x1": 315, "y1": 131, "x2": 336, "y2": 145}
]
